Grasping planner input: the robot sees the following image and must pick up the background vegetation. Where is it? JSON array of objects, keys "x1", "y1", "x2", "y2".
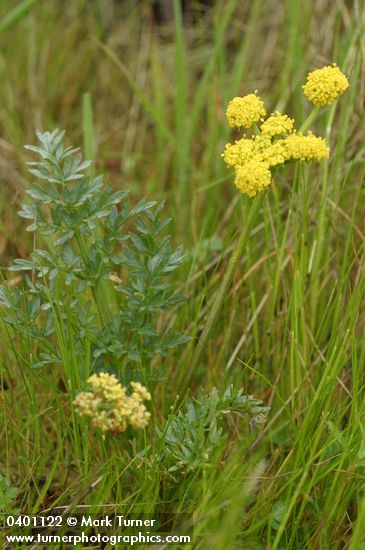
[{"x1": 0, "y1": 0, "x2": 365, "y2": 548}]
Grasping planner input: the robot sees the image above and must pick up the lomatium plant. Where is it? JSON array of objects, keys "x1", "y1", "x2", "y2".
[
  {"x1": 181, "y1": 64, "x2": 349, "y2": 391},
  {"x1": 0, "y1": 130, "x2": 268, "y2": 445},
  {"x1": 0, "y1": 130, "x2": 190, "y2": 435}
]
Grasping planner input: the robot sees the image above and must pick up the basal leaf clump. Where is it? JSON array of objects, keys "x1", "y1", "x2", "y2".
[{"x1": 0, "y1": 130, "x2": 188, "y2": 386}]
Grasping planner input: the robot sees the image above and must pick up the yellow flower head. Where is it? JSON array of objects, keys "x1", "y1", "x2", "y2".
[
  {"x1": 261, "y1": 140, "x2": 289, "y2": 166},
  {"x1": 234, "y1": 158, "x2": 272, "y2": 197},
  {"x1": 226, "y1": 93, "x2": 266, "y2": 128},
  {"x1": 284, "y1": 131, "x2": 330, "y2": 161},
  {"x1": 260, "y1": 112, "x2": 294, "y2": 137},
  {"x1": 74, "y1": 373, "x2": 151, "y2": 434},
  {"x1": 248, "y1": 135, "x2": 287, "y2": 167},
  {"x1": 222, "y1": 138, "x2": 255, "y2": 167},
  {"x1": 302, "y1": 64, "x2": 349, "y2": 107}
]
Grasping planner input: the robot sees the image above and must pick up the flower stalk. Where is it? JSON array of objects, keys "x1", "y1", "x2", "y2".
[
  {"x1": 299, "y1": 105, "x2": 320, "y2": 133},
  {"x1": 180, "y1": 192, "x2": 265, "y2": 394},
  {"x1": 180, "y1": 63, "x2": 349, "y2": 396}
]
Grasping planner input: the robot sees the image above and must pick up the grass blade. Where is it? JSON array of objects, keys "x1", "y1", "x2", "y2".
[{"x1": 0, "y1": 0, "x2": 41, "y2": 36}]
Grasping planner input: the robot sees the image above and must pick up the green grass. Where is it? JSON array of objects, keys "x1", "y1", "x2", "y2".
[{"x1": 1, "y1": 0, "x2": 365, "y2": 548}]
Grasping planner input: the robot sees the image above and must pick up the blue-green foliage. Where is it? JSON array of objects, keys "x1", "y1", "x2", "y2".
[
  {"x1": 157, "y1": 386, "x2": 270, "y2": 473},
  {"x1": 0, "y1": 130, "x2": 189, "y2": 384}
]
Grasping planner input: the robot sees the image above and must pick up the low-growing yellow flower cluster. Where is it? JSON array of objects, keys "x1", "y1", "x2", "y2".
[
  {"x1": 73, "y1": 373, "x2": 151, "y2": 434},
  {"x1": 223, "y1": 64, "x2": 348, "y2": 197}
]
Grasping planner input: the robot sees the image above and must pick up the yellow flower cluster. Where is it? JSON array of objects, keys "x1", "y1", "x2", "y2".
[
  {"x1": 234, "y1": 160, "x2": 271, "y2": 197},
  {"x1": 223, "y1": 120, "x2": 329, "y2": 196},
  {"x1": 223, "y1": 138, "x2": 254, "y2": 167},
  {"x1": 303, "y1": 64, "x2": 349, "y2": 107},
  {"x1": 223, "y1": 64, "x2": 347, "y2": 197},
  {"x1": 226, "y1": 93, "x2": 266, "y2": 128},
  {"x1": 260, "y1": 112, "x2": 294, "y2": 137},
  {"x1": 285, "y1": 132, "x2": 329, "y2": 161},
  {"x1": 252, "y1": 135, "x2": 289, "y2": 166},
  {"x1": 223, "y1": 132, "x2": 291, "y2": 171},
  {"x1": 73, "y1": 373, "x2": 151, "y2": 434}
]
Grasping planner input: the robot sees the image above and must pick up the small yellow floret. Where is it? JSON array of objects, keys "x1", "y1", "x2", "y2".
[
  {"x1": 303, "y1": 64, "x2": 349, "y2": 107},
  {"x1": 226, "y1": 93, "x2": 266, "y2": 128},
  {"x1": 260, "y1": 112, "x2": 294, "y2": 137},
  {"x1": 74, "y1": 373, "x2": 151, "y2": 434},
  {"x1": 234, "y1": 158, "x2": 272, "y2": 197},
  {"x1": 284, "y1": 131, "x2": 330, "y2": 161}
]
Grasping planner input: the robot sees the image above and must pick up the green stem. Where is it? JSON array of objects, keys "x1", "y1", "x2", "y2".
[
  {"x1": 299, "y1": 105, "x2": 320, "y2": 133},
  {"x1": 350, "y1": 493, "x2": 365, "y2": 550},
  {"x1": 179, "y1": 192, "x2": 265, "y2": 395},
  {"x1": 75, "y1": 231, "x2": 107, "y2": 325}
]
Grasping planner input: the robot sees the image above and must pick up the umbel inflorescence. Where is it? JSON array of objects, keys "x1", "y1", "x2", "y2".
[
  {"x1": 302, "y1": 63, "x2": 349, "y2": 106},
  {"x1": 223, "y1": 64, "x2": 349, "y2": 197},
  {"x1": 74, "y1": 373, "x2": 151, "y2": 434}
]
